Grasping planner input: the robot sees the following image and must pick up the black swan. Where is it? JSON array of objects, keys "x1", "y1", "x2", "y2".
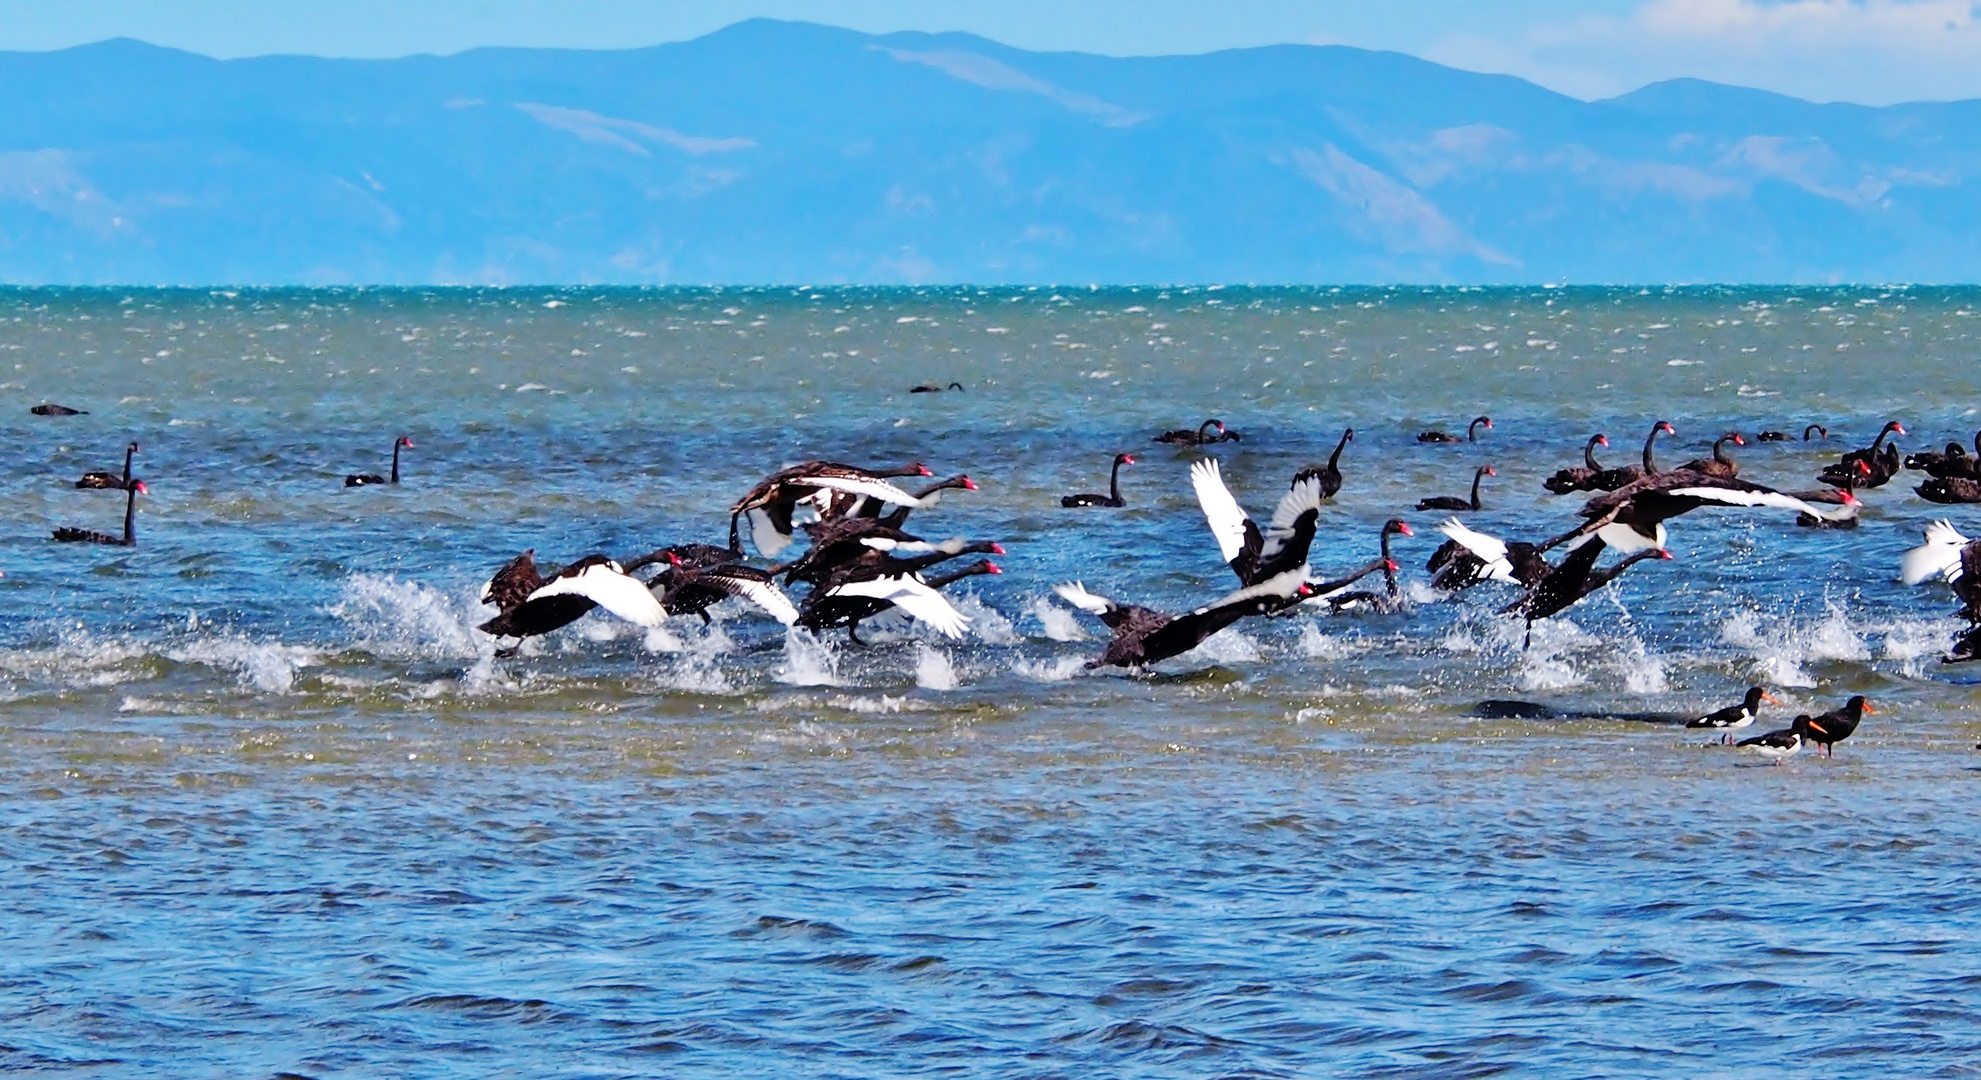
[
  {"x1": 1063, "y1": 453, "x2": 1135, "y2": 508},
  {"x1": 1909, "y1": 430, "x2": 1981, "y2": 480},
  {"x1": 1054, "y1": 580, "x2": 1309, "y2": 668},
  {"x1": 77, "y1": 441, "x2": 139, "y2": 489},
  {"x1": 910, "y1": 382, "x2": 966, "y2": 393},
  {"x1": 1190, "y1": 459, "x2": 1324, "y2": 591},
  {"x1": 1154, "y1": 419, "x2": 1236, "y2": 446},
  {"x1": 1818, "y1": 421, "x2": 1904, "y2": 488},
  {"x1": 619, "y1": 543, "x2": 749, "y2": 624},
  {"x1": 780, "y1": 517, "x2": 1003, "y2": 589},
  {"x1": 797, "y1": 546, "x2": 999, "y2": 642},
  {"x1": 1502, "y1": 537, "x2": 1671, "y2": 646},
  {"x1": 1326, "y1": 519, "x2": 1414, "y2": 612},
  {"x1": 1418, "y1": 416, "x2": 1491, "y2": 444},
  {"x1": 1417, "y1": 465, "x2": 1496, "y2": 512},
  {"x1": 1589, "y1": 421, "x2": 1675, "y2": 490},
  {"x1": 477, "y1": 553, "x2": 668, "y2": 652},
  {"x1": 1678, "y1": 432, "x2": 1745, "y2": 479},
  {"x1": 53, "y1": 478, "x2": 147, "y2": 546},
  {"x1": 31, "y1": 403, "x2": 86, "y2": 416},
  {"x1": 1801, "y1": 695, "x2": 1870, "y2": 757},
  {"x1": 1757, "y1": 424, "x2": 1824, "y2": 442},
  {"x1": 1738, "y1": 718, "x2": 1807, "y2": 764},
  {"x1": 1917, "y1": 474, "x2": 1981, "y2": 504},
  {"x1": 1426, "y1": 518, "x2": 1549, "y2": 592},
  {"x1": 653, "y1": 552, "x2": 800, "y2": 626},
  {"x1": 1560, "y1": 471, "x2": 1861, "y2": 555},
  {"x1": 1686, "y1": 686, "x2": 1779, "y2": 744},
  {"x1": 1315, "y1": 428, "x2": 1352, "y2": 498},
  {"x1": 729, "y1": 461, "x2": 932, "y2": 556},
  {"x1": 346, "y1": 435, "x2": 413, "y2": 487},
  {"x1": 1543, "y1": 434, "x2": 1610, "y2": 495}
]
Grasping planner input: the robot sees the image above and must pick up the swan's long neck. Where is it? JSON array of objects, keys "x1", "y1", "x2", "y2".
[
  {"x1": 1108, "y1": 458, "x2": 1125, "y2": 501},
  {"x1": 1468, "y1": 418, "x2": 1485, "y2": 441},
  {"x1": 1870, "y1": 425, "x2": 1895, "y2": 454},
  {"x1": 1713, "y1": 435, "x2": 1734, "y2": 465},
  {"x1": 1469, "y1": 468, "x2": 1487, "y2": 509},
  {"x1": 390, "y1": 441, "x2": 402, "y2": 484},
  {"x1": 122, "y1": 444, "x2": 135, "y2": 484},
  {"x1": 122, "y1": 484, "x2": 139, "y2": 545},
  {"x1": 1198, "y1": 420, "x2": 1219, "y2": 442},
  {"x1": 1584, "y1": 437, "x2": 1603, "y2": 470},
  {"x1": 1643, "y1": 425, "x2": 1665, "y2": 474},
  {"x1": 1328, "y1": 430, "x2": 1351, "y2": 469},
  {"x1": 1379, "y1": 530, "x2": 1399, "y2": 595}
]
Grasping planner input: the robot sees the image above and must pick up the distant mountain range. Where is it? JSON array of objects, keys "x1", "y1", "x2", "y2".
[{"x1": 2, "y1": 19, "x2": 1979, "y2": 285}]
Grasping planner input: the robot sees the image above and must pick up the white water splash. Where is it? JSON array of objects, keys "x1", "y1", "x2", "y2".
[
  {"x1": 1298, "y1": 622, "x2": 1366, "y2": 660},
  {"x1": 1026, "y1": 596, "x2": 1089, "y2": 642},
  {"x1": 1186, "y1": 627, "x2": 1261, "y2": 664},
  {"x1": 326, "y1": 573, "x2": 485, "y2": 659},
  {"x1": 1719, "y1": 605, "x2": 1868, "y2": 688},
  {"x1": 1013, "y1": 654, "x2": 1089, "y2": 681},
  {"x1": 167, "y1": 637, "x2": 321, "y2": 694},
  {"x1": 915, "y1": 644, "x2": 959, "y2": 690},
  {"x1": 949, "y1": 592, "x2": 1019, "y2": 644},
  {"x1": 777, "y1": 627, "x2": 841, "y2": 686}
]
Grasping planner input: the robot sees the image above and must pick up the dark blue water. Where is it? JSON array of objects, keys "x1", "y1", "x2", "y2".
[{"x1": 4, "y1": 285, "x2": 1981, "y2": 1077}]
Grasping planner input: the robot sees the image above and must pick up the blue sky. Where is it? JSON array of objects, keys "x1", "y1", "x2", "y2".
[{"x1": 1, "y1": 0, "x2": 1976, "y2": 105}]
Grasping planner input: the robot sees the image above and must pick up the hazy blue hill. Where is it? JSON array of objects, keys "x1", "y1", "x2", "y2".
[{"x1": 1, "y1": 18, "x2": 1977, "y2": 284}]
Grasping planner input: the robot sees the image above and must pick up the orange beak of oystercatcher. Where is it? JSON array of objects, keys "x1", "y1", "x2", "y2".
[
  {"x1": 1761, "y1": 692, "x2": 1780, "y2": 705},
  {"x1": 1861, "y1": 701, "x2": 1876, "y2": 714}
]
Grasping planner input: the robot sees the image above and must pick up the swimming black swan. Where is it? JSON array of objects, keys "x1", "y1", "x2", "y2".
[
  {"x1": 1418, "y1": 416, "x2": 1491, "y2": 444},
  {"x1": 1818, "y1": 421, "x2": 1904, "y2": 488},
  {"x1": 1190, "y1": 459, "x2": 1325, "y2": 592},
  {"x1": 729, "y1": 461, "x2": 932, "y2": 556},
  {"x1": 1154, "y1": 419, "x2": 1237, "y2": 446},
  {"x1": 1325, "y1": 519, "x2": 1414, "y2": 612},
  {"x1": 1738, "y1": 718, "x2": 1807, "y2": 764},
  {"x1": 1054, "y1": 580, "x2": 1309, "y2": 668},
  {"x1": 31, "y1": 403, "x2": 86, "y2": 416},
  {"x1": 910, "y1": 382, "x2": 965, "y2": 393},
  {"x1": 1678, "y1": 432, "x2": 1745, "y2": 479},
  {"x1": 1063, "y1": 454, "x2": 1135, "y2": 507},
  {"x1": 1543, "y1": 434, "x2": 1609, "y2": 495},
  {"x1": 1417, "y1": 465, "x2": 1496, "y2": 512},
  {"x1": 1757, "y1": 424, "x2": 1826, "y2": 442},
  {"x1": 1686, "y1": 686, "x2": 1779, "y2": 744},
  {"x1": 76, "y1": 441, "x2": 139, "y2": 489},
  {"x1": 1315, "y1": 428, "x2": 1352, "y2": 498},
  {"x1": 1801, "y1": 695, "x2": 1871, "y2": 757},
  {"x1": 1589, "y1": 421, "x2": 1675, "y2": 491},
  {"x1": 346, "y1": 435, "x2": 413, "y2": 487},
  {"x1": 53, "y1": 478, "x2": 147, "y2": 546},
  {"x1": 477, "y1": 553, "x2": 668, "y2": 653}
]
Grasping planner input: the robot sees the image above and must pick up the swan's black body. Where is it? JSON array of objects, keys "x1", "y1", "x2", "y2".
[
  {"x1": 77, "y1": 442, "x2": 139, "y2": 490},
  {"x1": 1589, "y1": 421, "x2": 1675, "y2": 491},
  {"x1": 1544, "y1": 434, "x2": 1609, "y2": 495},
  {"x1": 1418, "y1": 416, "x2": 1491, "y2": 444},
  {"x1": 1417, "y1": 465, "x2": 1495, "y2": 512}
]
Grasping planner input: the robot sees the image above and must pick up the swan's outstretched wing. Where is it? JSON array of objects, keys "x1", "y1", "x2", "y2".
[
  {"x1": 1259, "y1": 475, "x2": 1323, "y2": 562},
  {"x1": 1664, "y1": 483, "x2": 1859, "y2": 523},
  {"x1": 744, "y1": 504, "x2": 798, "y2": 557},
  {"x1": 703, "y1": 568, "x2": 800, "y2": 625},
  {"x1": 1190, "y1": 458, "x2": 1252, "y2": 565},
  {"x1": 1436, "y1": 518, "x2": 1514, "y2": 580},
  {"x1": 830, "y1": 575, "x2": 971, "y2": 639},
  {"x1": 527, "y1": 559, "x2": 668, "y2": 627},
  {"x1": 1902, "y1": 519, "x2": 1972, "y2": 585},
  {"x1": 1053, "y1": 581, "x2": 1117, "y2": 616},
  {"x1": 803, "y1": 474, "x2": 926, "y2": 508}
]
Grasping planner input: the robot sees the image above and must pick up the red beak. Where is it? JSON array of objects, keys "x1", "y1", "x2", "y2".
[
  {"x1": 1123, "y1": 455, "x2": 1136, "y2": 464},
  {"x1": 917, "y1": 464, "x2": 934, "y2": 477},
  {"x1": 1657, "y1": 549, "x2": 1673, "y2": 559},
  {"x1": 961, "y1": 477, "x2": 978, "y2": 490},
  {"x1": 1398, "y1": 523, "x2": 1414, "y2": 536},
  {"x1": 990, "y1": 543, "x2": 1006, "y2": 555},
  {"x1": 1893, "y1": 424, "x2": 1906, "y2": 435},
  {"x1": 1598, "y1": 435, "x2": 1610, "y2": 447},
  {"x1": 1485, "y1": 466, "x2": 1497, "y2": 476},
  {"x1": 668, "y1": 551, "x2": 682, "y2": 565},
  {"x1": 984, "y1": 562, "x2": 1003, "y2": 574},
  {"x1": 1861, "y1": 701, "x2": 1876, "y2": 714},
  {"x1": 134, "y1": 481, "x2": 149, "y2": 495},
  {"x1": 1385, "y1": 559, "x2": 1399, "y2": 572}
]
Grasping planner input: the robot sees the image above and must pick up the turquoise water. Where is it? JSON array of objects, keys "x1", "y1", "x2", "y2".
[{"x1": 4, "y1": 285, "x2": 1981, "y2": 1077}]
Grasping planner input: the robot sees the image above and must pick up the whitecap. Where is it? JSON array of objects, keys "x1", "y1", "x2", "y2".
[
  {"x1": 915, "y1": 644, "x2": 959, "y2": 690},
  {"x1": 777, "y1": 627, "x2": 840, "y2": 686}
]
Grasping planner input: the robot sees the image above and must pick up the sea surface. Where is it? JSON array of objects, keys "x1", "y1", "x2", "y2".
[{"x1": 5, "y1": 285, "x2": 1981, "y2": 1078}]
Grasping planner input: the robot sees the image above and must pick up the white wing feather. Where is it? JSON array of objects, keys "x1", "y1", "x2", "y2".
[
  {"x1": 830, "y1": 576, "x2": 970, "y2": 639},
  {"x1": 1594, "y1": 521, "x2": 1667, "y2": 555},
  {"x1": 802, "y1": 474, "x2": 926, "y2": 507},
  {"x1": 1437, "y1": 517, "x2": 1509, "y2": 563},
  {"x1": 1667, "y1": 485, "x2": 1831, "y2": 518},
  {"x1": 717, "y1": 575, "x2": 800, "y2": 625},
  {"x1": 1259, "y1": 476, "x2": 1323, "y2": 560},
  {"x1": 1902, "y1": 519, "x2": 1971, "y2": 586},
  {"x1": 1053, "y1": 581, "x2": 1116, "y2": 615},
  {"x1": 526, "y1": 561, "x2": 668, "y2": 627},
  {"x1": 1190, "y1": 458, "x2": 1251, "y2": 565}
]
